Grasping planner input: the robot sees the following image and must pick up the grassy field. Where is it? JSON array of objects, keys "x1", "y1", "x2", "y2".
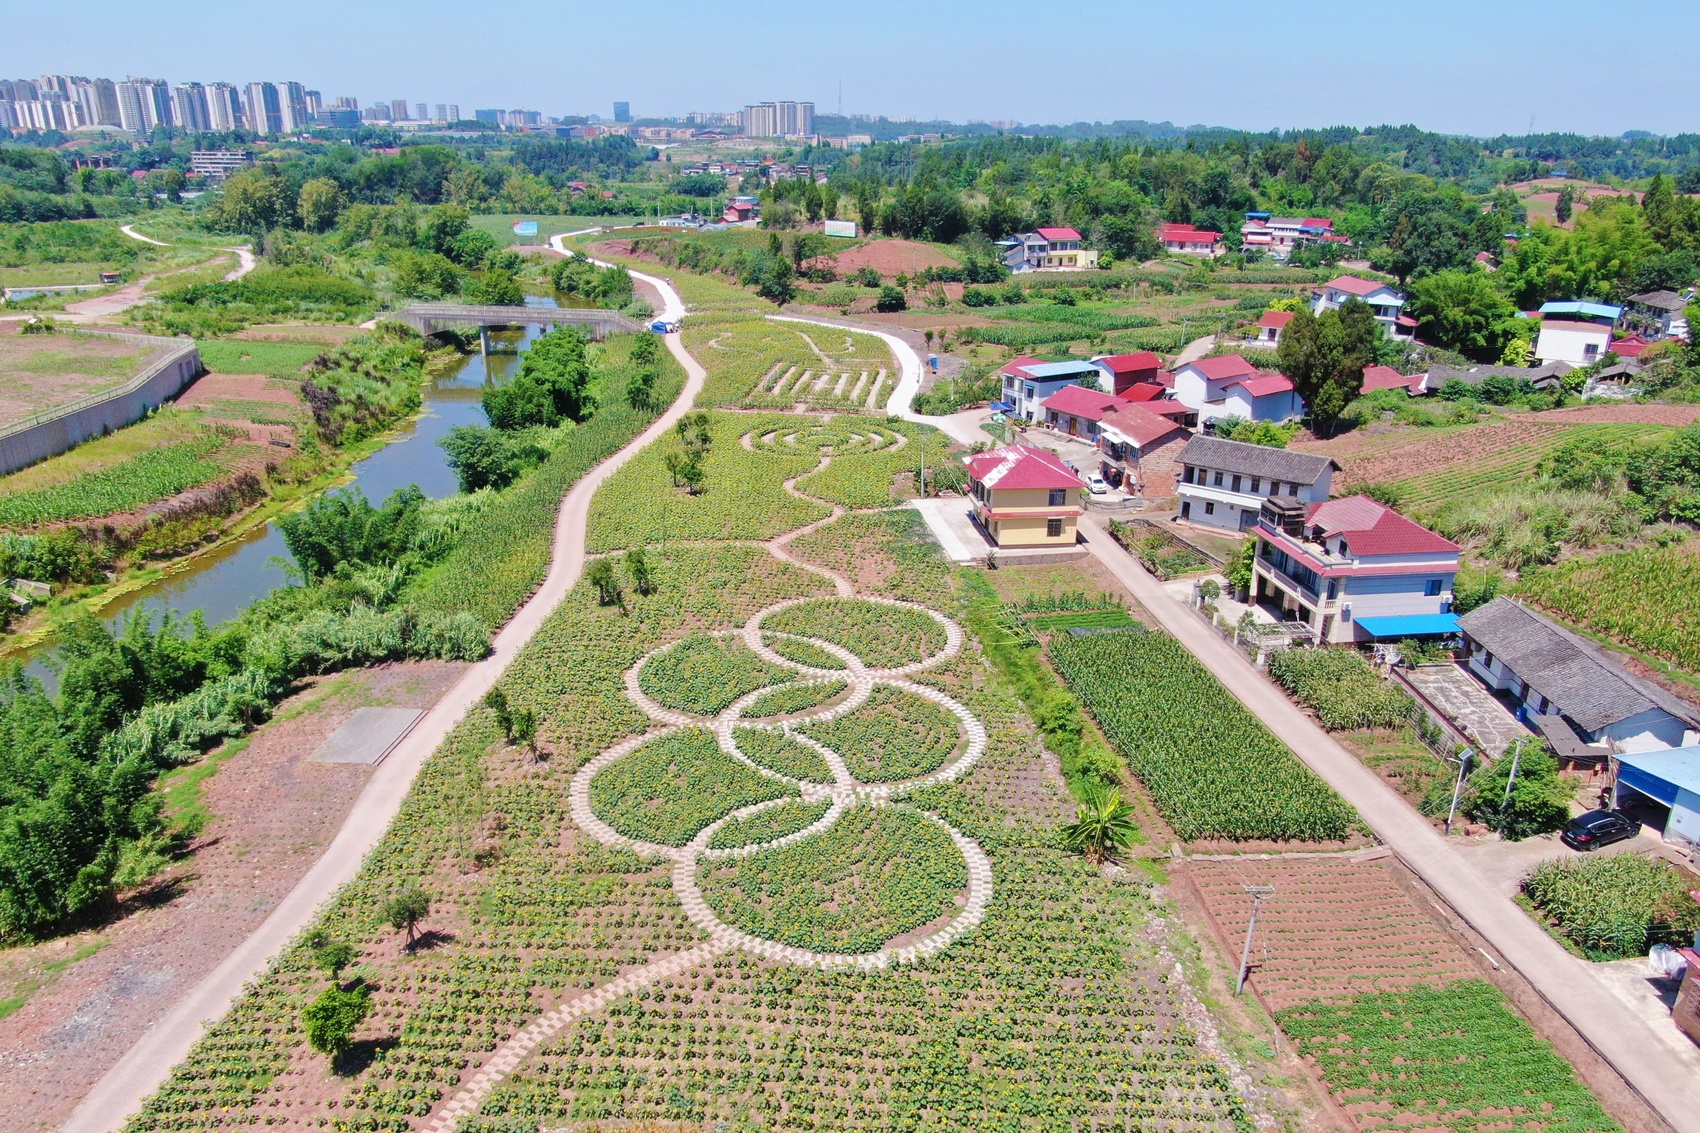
[
  {"x1": 196, "y1": 339, "x2": 328, "y2": 377},
  {"x1": 0, "y1": 329, "x2": 159, "y2": 427},
  {"x1": 143, "y1": 253, "x2": 235, "y2": 293},
  {"x1": 684, "y1": 316, "x2": 898, "y2": 409}
]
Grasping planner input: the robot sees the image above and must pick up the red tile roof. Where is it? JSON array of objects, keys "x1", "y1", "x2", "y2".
[
  {"x1": 1154, "y1": 369, "x2": 1175, "y2": 388},
  {"x1": 1360, "y1": 364, "x2": 1417, "y2": 393},
  {"x1": 1099, "y1": 403, "x2": 1189, "y2": 448},
  {"x1": 1229, "y1": 374, "x2": 1296, "y2": 397},
  {"x1": 1258, "y1": 310, "x2": 1295, "y2": 329},
  {"x1": 1183, "y1": 354, "x2": 1259, "y2": 381},
  {"x1": 1161, "y1": 225, "x2": 1221, "y2": 243},
  {"x1": 1035, "y1": 227, "x2": 1082, "y2": 241},
  {"x1": 1040, "y1": 384, "x2": 1121, "y2": 421},
  {"x1": 1305, "y1": 495, "x2": 1461, "y2": 557},
  {"x1": 1146, "y1": 401, "x2": 1193, "y2": 418},
  {"x1": 1322, "y1": 275, "x2": 1391, "y2": 297},
  {"x1": 1611, "y1": 335, "x2": 1651, "y2": 358},
  {"x1": 1120, "y1": 382, "x2": 1168, "y2": 402},
  {"x1": 1097, "y1": 351, "x2": 1162, "y2": 374},
  {"x1": 1302, "y1": 217, "x2": 1334, "y2": 230},
  {"x1": 965, "y1": 444, "x2": 1085, "y2": 491}
]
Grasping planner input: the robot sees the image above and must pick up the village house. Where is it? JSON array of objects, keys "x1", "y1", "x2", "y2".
[
  {"x1": 1174, "y1": 436, "x2": 1336, "y2": 532},
  {"x1": 1171, "y1": 354, "x2": 1303, "y2": 429},
  {"x1": 1533, "y1": 300, "x2": 1620, "y2": 366},
  {"x1": 1158, "y1": 223, "x2": 1222, "y2": 257},
  {"x1": 1360, "y1": 364, "x2": 1420, "y2": 394},
  {"x1": 1414, "y1": 360, "x2": 1573, "y2": 394},
  {"x1": 964, "y1": 443, "x2": 1085, "y2": 548},
  {"x1": 1089, "y1": 351, "x2": 1165, "y2": 395},
  {"x1": 1625, "y1": 289, "x2": 1691, "y2": 340},
  {"x1": 1240, "y1": 214, "x2": 1340, "y2": 259},
  {"x1": 1458, "y1": 598, "x2": 1700, "y2": 759},
  {"x1": 1039, "y1": 384, "x2": 1121, "y2": 440},
  {"x1": 1248, "y1": 309, "x2": 1293, "y2": 348},
  {"x1": 721, "y1": 196, "x2": 760, "y2": 223},
  {"x1": 998, "y1": 357, "x2": 1105, "y2": 422},
  {"x1": 997, "y1": 227, "x2": 1099, "y2": 272},
  {"x1": 1313, "y1": 275, "x2": 1415, "y2": 339},
  {"x1": 1251, "y1": 495, "x2": 1461, "y2": 645},
  {"x1": 1095, "y1": 403, "x2": 1191, "y2": 496}
]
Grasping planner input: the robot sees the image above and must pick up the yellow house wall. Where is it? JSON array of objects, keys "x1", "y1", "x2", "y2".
[
  {"x1": 989, "y1": 514, "x2": 1079, "y2": 548},
  {"x1": 990, "y1": 487, "x2": 1073, "y2": 509}
]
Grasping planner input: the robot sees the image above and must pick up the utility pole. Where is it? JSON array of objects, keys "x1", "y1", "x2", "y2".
[
  {"x1": 1499, "y1": 739, "x2": 1526, "y2": 836},
  {"x1": 1236, "y1": 886, "x2": 1275, "y2": 995},
  {"x1": 1444, "y1": 749, "x2": 1475, "y2": 835}
]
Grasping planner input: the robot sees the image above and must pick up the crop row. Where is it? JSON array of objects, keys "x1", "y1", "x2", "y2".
[
  {"x1": 763, "y1": 598, "x2": 946, "y2": 669},
  {"x1": 1519, "y1": 544, "x2": 1700, "y2": 671},
  {"x1": 0, "y1": 427, "x2": 236, "y2": 527},
  {"x1": 682, "y1": 315, "x2": 894, "y2": 411},
  {"x1": 589, "y1": 727, "x2": 796, "y2": 846},
  {"x1": 1048, "y1": 630, "x2": 1357, "y2": 842},
  {"x1": 800, "y1": 686, "x2": 960, "y2": 783},
  {"x1": 638, "y1": 633, "x2": 789, "y2": 716},
  {"x1": 1267, "y1": 647, "x2": 1417, "y2": 731},
  {"x1": 698, "y1": 805, "x2": 966, "y2": 953},
  {"x1": 763, "y1": 633, "x2": 849, "y2": 670}
]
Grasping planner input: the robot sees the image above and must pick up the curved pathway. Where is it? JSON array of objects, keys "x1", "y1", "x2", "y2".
[
  {"x1": 58, "y1": 276, "x2": 706, "y2": 1133},
  {"x1": 61, "y1": 227, "x2": 256, "y2": 320}
]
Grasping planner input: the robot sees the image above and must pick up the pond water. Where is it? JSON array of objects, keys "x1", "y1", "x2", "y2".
[{"x1": 19, "y1": 302, "x2": 559, "y2": 684}]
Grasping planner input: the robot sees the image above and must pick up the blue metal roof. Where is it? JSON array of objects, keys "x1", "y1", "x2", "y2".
[
  {"x1": 1539, "y1": 300, "x2": 1623, "y2": 320},
  {"x1": 1355, "y1": 613, "x2": 1460, "y2": 638},
  {"x1": 1023, "y1": 360, "x2": 1102, "y2": 380},
  {"x1": 1616, "y1": 747, "x2": 1700, "y2": 798}
]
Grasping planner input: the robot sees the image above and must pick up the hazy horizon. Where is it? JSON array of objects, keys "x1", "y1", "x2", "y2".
[{"x1": 3, "y1": 0, "x2": 1696, "y2": 139}]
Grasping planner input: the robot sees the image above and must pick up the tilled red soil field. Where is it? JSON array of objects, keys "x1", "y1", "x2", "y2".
[{"x1": 1183, "y1": 854, "x2": 1477, "y2": 1012}]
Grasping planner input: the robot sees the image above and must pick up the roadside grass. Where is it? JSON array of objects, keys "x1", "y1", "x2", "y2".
[
  {"x1": 0, "y1": 263, "x2": 123, "y2": 287},
  {"x1": 197, "y1": 339, "x2": 327, "y2": 378},
  {"x1": 1339, "y1": 727, "x2": 1454, "y2": 812},
  {"x1": 144, "y1": 253, "x2": 236, "y2": 293},
  {"x1": 7, "y1": 345, "x2": 144, "y2": 379}
]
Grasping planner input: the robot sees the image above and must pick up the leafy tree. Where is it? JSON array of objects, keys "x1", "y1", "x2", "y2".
[
  {"x1": 1059, "y1": 785, "x2": 1139, "y2": 864},
  {"x1": 208, "y1": 166, "x2": 291, "y2": 235},
  {"x1": 482, "y1": 326, "x2": 592, "y2": 429},
  {"x1": 586, "y1": 559, "x2": 623, "y2": 606},
  {"x1": 1555, "y1": 184, "x2": 1575, "y2": 225},
  {"x1": 1461, "y1": 740, "x2": 1570, "y2": 839},
  {"x1": 303, "y1": 983, "x2": 372, "y2": 1059},
  {"x1": 439, "y1": 425, "x2": 539, "y2": 492},
  {"x1": 1276, "y1": 299, "x2": 1378, "y2": 435},
  {"x1": 419, "y1": 203, "x2": 471, "y2": 258},
  {"x1": 296, "y1": 178, "x2": 346, "y2": 234},
  {"x1": 278, "y1": 486, "x2": 426, "y2": 583},
  {"x1": 391, "y1": 251, "x2": 463, "y2": 300},
  {"x1": 308, "y1": 935, "x2": 356, "y2": 980},
  {"x1": 1406, "y1": 269, "x2": 1517, "y2": 361},
  {"x1": 483, "y1": 686, "x2": 514, "y2": 741},
  {"x1": 875, "y1": 284, "x2": 907, "y2": 312},
  {"x1": 385, "y1": 883, "x2": 431, "y2": 950},
  {"x1": 511, "y1": 707, "x2": 539, "y2": 760},
  {"x1": 464, "y1": 267, "x2": 524, "y2": 305},
  {"x1": 625, "y1": 548, "x2": 656, "y2": 596}
]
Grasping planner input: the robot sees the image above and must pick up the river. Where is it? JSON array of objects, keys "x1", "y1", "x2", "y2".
[{"x1": 20, "y1": 304, "x2": 559, "y2": 684}]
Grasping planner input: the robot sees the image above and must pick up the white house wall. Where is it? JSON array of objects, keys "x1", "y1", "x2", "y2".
[{"x1": 1602, "y1": 708, "x2": 1691, "y2": 753}]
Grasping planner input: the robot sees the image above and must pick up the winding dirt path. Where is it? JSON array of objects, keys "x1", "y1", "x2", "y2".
[{"x1": 57, "y1": 270, "x2": 705, "y2": 1133}]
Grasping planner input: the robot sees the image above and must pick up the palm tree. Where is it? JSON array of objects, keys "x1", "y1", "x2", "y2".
[{"x1": 1059, "y1": 785, "x2": 1139, "y2": 864}]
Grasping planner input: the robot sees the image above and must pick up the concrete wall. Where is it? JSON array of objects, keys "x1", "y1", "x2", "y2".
[{"x1": 0, "y1": 332, "x2": 201, "y2": 476}]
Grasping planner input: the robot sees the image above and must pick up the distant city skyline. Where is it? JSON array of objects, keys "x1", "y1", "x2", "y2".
[{"x1": 2, "y1": 0, "x2": 1696, "y2": 138}]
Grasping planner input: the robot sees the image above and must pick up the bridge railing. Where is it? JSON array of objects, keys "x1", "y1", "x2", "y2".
[{"x1": 394, "y1": 304, "x2": 645, "y2": 339}]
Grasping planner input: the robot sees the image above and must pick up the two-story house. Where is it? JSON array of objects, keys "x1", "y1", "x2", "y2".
[
  {"x1": 1251, "y1": 495, "x2": 1461, "y2": 645},
  {"x1": 998, "y1": 357, "x2": 1106, "y2": 422},
  {"x1": 1240, "y1": 214, "x2": 1338, "y2": 259},
  {"x1": 1090, "y1": 351, "x2": 1165, "y2": 395},
  {"x1": 1531, "y1": 301, "x2": 1621, "y2": 366},
  {"x1": 1313, "y1": 276, "x2": 1414, "y2": 339},
  {"x1": 997, "y1": 227, "x2": 1099, "y2": 272},
  {"x1": 1174, "y1": 435, "x2": 1336, "y2": 531},
  {"x1": 1171, "y1": 354, "x2": 1303, "y2": 428},
  {"x1": 965, "y1": 444, "x2": 1085, "y2": 548},
  {"x1": 1094, "y1": 403, "x2": 1190, "y2": 496}
]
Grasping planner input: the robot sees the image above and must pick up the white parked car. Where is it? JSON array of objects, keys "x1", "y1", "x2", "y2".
[{"x1": 1084, "y1": 474, "x2": 1110, "y2": 495}]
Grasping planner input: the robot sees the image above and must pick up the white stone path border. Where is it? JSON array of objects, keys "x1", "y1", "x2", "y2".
[{"x1": 431, "y1": 597, "x2": 993, "y2": 1131}]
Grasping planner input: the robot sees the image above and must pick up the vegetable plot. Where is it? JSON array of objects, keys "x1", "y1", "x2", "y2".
[
  {"x1": 697, "y1": 805, "x2": 967, "y2": 953},
  {"x1": 1267, "y1": 647, "x2": 1418, "y2": 731},
  {"x1": 800, "y1": 686, "x2": 961, "y2": 783},
  {"x1": 707, "y1": 799, "x2": 833, "y2": 850},
  {"x1": 763, "y1": 598, "x2": 947, "y2": 670},
  {"x1": 1049, "y1": 630, "x2": 1357, "y2": 842},
  {"x1": 637, "y1": 633, "x2": 789, "y2": 715},
  {"x1": 588, "y1": 727, "x2": 796, "y2": 846},
  {"x1": 0, "y1": 428, "x2": 236, "y2": 526},
  {"x1": 731, "y1": 726, "x2": 835, "y2": 783},
  {"x1": 739, "y1": 678, "x2": 849, "y2": 718}
]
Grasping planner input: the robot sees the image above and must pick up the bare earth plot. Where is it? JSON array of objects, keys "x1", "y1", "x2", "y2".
[
  {"x1": 0, "y1": 661, "x2": 468, "y2": 1133},
  {"x1": 0, "y1": 326, "x2": 167, "y2": 428}
]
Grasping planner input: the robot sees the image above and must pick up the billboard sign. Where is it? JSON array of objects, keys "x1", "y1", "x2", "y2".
[
  {"x1": 511, "y1": 220, "x2": 539, "y2": 237},
  {"x1": 824, "y1": 219, "x2": 858, "y2": 239}
]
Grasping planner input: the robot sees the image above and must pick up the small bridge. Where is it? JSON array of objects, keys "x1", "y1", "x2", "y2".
[{"x1": 395, "y1": 303, "x2": 645, "y2": 340}]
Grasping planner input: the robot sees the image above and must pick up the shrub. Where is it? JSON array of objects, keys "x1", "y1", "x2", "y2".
[
  {"x1": 875, "y1": 284, "x2": 907, "y2": 312},
  {"x1": 303, "y1": 984, "x2": 372, "y2": 1058}
]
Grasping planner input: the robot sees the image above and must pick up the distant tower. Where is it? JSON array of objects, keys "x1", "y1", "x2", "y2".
[{"x1": 613, "y1": 100, "x2": 631, "y2": 123}]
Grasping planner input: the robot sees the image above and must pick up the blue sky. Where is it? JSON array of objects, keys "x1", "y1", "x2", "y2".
[{"x1": 4, "y1": 0, "x2": 1695, "y2": 137}]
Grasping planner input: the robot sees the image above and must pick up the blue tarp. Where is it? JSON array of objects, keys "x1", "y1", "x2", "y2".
[
  {"x1": 989, "y1": 401, "x2": 1016, "y2": 412},
  {"x1": 1355, "y1": 613, "x2": 1460, "y2": 638}
]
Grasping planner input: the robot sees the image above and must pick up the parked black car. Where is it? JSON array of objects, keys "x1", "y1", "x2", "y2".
[{"x1": 1559, "y1": 809, "x2": 1641, "y2": 851}]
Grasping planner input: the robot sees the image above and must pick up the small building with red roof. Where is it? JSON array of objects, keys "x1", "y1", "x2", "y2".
[
  {"x1": 1313, "y1": 275, "x2": 1412, "y2": 339},
  {"x1": 1251, "y1": 493, "x2": 1461, "y2": 644},
  {"x1": 1090, "y1": 351, "x2": 1164, "y2": 395},
  {"x1": 1172, "y1": 354, "x2": 1303, "y2": 429},
  {"x1": 1157, "y1": 224, "x2": 1222, "y2": 257},
  {"x1": 1250, "y1": 309, "x2": 1294, "y2": 348},
  {"x1": 996, "y1": 228, "x2": 1098, "y2": 273},
  {"x1": 964, "y1": 443, "x2": 1086, "y2": 548},
  {"x1": 1360, "y1": 364, "x2": 1419, "y2": 395}
]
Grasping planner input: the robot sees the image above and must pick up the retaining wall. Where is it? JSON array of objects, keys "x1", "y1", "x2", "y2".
[{"x1": 0, "y1": 330, "x2": 203, "y2": 476}]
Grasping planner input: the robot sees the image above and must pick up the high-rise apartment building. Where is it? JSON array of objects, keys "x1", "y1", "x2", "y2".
[
  {"x1": 244, "y1": 82, "x2": 283, "y2": 135},
  {"x1": 613, "y1": 101, "x2": 630, "y2": 123},
  {"x1": 390, "y1": 98, "x2": 409, "y2": 121},
  {"x1": 275, "y1": 82, "x2": 308, "y2": 132},
  {"x1": 741, "y1": 102, "x2": 778, "y2": 137},
  {"x1": 447, "y1": 104, "x2": 460, "y2": 123},
  {"x1": 434, "y1": 103, "x2": 447, "y2": 123},
  {"x1": 207, "y1": 83, "x2": 242, "y2": 131},
  {"x1": 414, "y1": 102, "x2": 427, "y2": 122},
  {"x1": 305, "y1": 90, "x2": 322, "y2": 118},
  {"x1": 173, "y1": 83, "x2": 211, "y2": 133},
  {"x1": 776, "y1": 101, "x2": 813, "y2": 136},
  {"x1": 117, "y1": 80, "x2": 150, "y2": 132}
]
